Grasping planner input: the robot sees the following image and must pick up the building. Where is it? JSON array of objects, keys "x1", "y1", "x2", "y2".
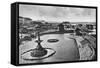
[{"x1": 19, "y1": 16, "x2": 32, "y2": 24}]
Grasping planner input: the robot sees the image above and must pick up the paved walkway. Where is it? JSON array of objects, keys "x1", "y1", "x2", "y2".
[{"x1": 73, "y1": 35, "x2": 95, "y2": 60}]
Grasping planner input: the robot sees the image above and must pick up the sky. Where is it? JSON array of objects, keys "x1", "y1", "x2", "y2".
[{"x1": 19, "y1": 4, "x2": 96, "y2": 23}]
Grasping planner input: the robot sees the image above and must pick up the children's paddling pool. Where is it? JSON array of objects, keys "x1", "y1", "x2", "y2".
[{"x1": 19, "y1": 34, "x2": 80, "y2": 64}]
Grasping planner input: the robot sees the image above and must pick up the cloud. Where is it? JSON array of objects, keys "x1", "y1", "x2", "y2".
[{"x1": 19, "y1": 4, "x2": 96, "y2": 22}]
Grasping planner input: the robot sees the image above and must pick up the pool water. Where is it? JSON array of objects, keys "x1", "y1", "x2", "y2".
[{"x1": 19, "y1": 34, "x2": 80, "y2": 64}]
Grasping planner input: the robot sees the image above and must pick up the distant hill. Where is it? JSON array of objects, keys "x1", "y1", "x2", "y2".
[
  {"x1": 19, "y1": 16, "x2": 96, "y2": 25},
  {"x1": 19, "y1": 16, "x2": 32, "y2": 20},
  {"x1": 71, "y1": 22, "x2": 96, "y2": 24}
]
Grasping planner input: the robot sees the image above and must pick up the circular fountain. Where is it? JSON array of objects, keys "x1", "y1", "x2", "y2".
[
  {"x1": 21, "y1": 26, "x2": 56, "y2": 60},
  {"x1": 30, "y1": 32, "x2": 47, "y2": 57}
]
